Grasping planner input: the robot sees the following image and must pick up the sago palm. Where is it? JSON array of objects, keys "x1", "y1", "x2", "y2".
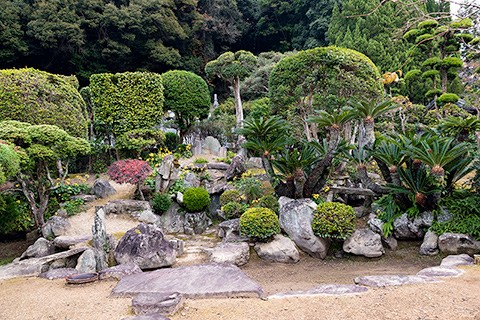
[{"x1": 437, "y1": 116, "x2": 480, "y2": 142}]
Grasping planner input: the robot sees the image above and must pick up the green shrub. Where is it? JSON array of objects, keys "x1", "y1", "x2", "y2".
[
  {"x1": 222, "y1": 201, "x2": 248, "y2": 219},
  {"x1": 183, "y1": 187, "x2": 210, "y2": 212},
  {"x1": 437, "y1": 93, "x2": 460, "y2": 105},
  {"x1": 62, "y1": 199, "x2": 85, "y2": 216},
  {"x1": 165, "y1": 132, "x2": 180, "y2": 152},
  {"x1": 253, "y1": 195, "x2": 280, "y2": 214},
  {"x1": 236, "y1": 175, "x2": 263, "y2": 203},
  {"x1": 220, "y1": 190, "x2": 243, "y2": 206},
  {"x1": 216, "y1": 157, "x2": 231, "y2": 164},
  {"x1": 153, "y1": 193, "x2": 172, "y2": 213},
  {"x1": 0, "y1": 142, "x2": 19, "y2": 184},
  {"x1": 239, "y1": 207, "x2": 280, "y2": 241},
  {"x1": 312, "y1": 202, "x2": 356, "y2": 240},
  {"x1": 193, "y1": 158, "x2": 209, "y2": 164}
]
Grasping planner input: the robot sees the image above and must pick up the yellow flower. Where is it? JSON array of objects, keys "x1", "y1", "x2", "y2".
[
  {"x1": 15, "y1": 184, "x2": 19, "y2": 187},
  {"x1": 16, "y1": 200, "x2": 20, "y2": 204},
  {"x1": 312, "y1": 194, "x2": 319, "y2": 200},
  {"x1": 324, "y1": 187, "x2": 330, "y2": 192},
  {"x1": 68, "y1": 187, "x2": 71, "y2": 190}
]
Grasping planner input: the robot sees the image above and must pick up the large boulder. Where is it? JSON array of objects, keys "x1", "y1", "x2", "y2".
[
  {"x1": 278, "y1": 197, "x2": 330, "y2": 259},
  {"x1": 246, "y1": 157, "x2": 263, "y2": 169},
  {"x1": 393, "y1": 213, "x2": 425, "y2": 239},
  {"x1": 343, "y1": 228, "x2": 384, "y2": 258},
  {"x1": 217, "y1": 219, "x2": 249, "y2": 243},
  {"x1": 225, "y1": 155, "x2": 246, "y2": 181},
  {"x1": 204, "y1": 242, "x2": 250, "y2": 266},
  {"x1": 53, "y1": 235, "x2": 92, "y2": 249},
  {"x1": 367, "y1": 217, "x2": 397, "y2": 250},
  {"x1": 157, "y1": 203, "x2": 185, "y2": 234},
  {"x1": 254, "y1": 234, "x2": 299, "y2": 263},
  {"x1": 419, "y1": 229, "x2": 439, "y2": 256},
  {"x1": 114, "y1": 223, "x2": 176, "y2": 269},
  {"x1": 39, "y1": 268, "x2": 79, "y2": 280},
  {"x1": 99, "y1": 263, "x2": 143, "y2": 281},
  {"x1": 20, "y1": 238, "x2": 55, "y2": 260},
  {"x1": 42, "y1": 215, "x2": 71, "y2": 238},
  {"x1": 131, "y1": 292, "x2": 185, "y2": 316},
  {"x1": 184, "y1": 211, "x2": 212, "y2": 235},
  {"x1": 438, "y1": 232, "x2": 480, "y2": 255},
  {"x1": 183, "y1": 172, "x2": 200, "y2": 189},
  {"x1": 202, "y1": 136, "x2": 221, "y2": 155},
  {"x1": 440, "y1": 254, "x2": 475, "y2": 267},
  {"x1": 76, "y1": 249, "x2": 97, "y2": 273},
  {"x1": 92, "y1": 179, "x2": 117, "y2": 198}
]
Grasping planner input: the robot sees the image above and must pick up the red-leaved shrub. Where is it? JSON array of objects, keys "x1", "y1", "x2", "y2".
[{"x1": 108, "y1": 159, "x2": 152, "y2": 200}]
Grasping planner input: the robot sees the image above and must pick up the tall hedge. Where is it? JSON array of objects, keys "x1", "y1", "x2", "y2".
[
  {"x1": 89, "y1": 72, "x2": 164, "y2": 137},
  {"x1": 269, "y1": 46, "x2": 383, "y2": 109},
  {"x1": 162, "y1": 70, "x2": 210, "y2": 140},
  {"x1": 0, "y1": 68, "x2": 88, "y2": 138}
]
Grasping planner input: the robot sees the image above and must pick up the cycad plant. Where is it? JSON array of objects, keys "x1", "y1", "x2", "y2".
[
  {"x1": 437, "y1": 116, "x2": 480, "y2": 142},
  {"x1": 347, "y1": 99, "x2": 396, "y2": 148}
]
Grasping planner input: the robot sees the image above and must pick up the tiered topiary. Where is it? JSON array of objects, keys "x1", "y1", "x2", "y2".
[
  {"x1": 183, "y1": 187, "x2": 210, "y2": 212},
  {"x1": 220, "y1": 190, "x2": 243, "y2": 206},
  {"x1": 253, "y1": 195, "x2": 279, "y2": 214},
  {"x1": 152, "y1": 193, "x2": 172, "y2": 213},
  {"x1": 312, "y1": 202, "x2": 356, "y2": 240},
  {"x1": 239, "y1": 207, "x2": 280, "y2": 242},
  {"x1": 222, "y1": 201, "x2": 248, "y2": 219}
]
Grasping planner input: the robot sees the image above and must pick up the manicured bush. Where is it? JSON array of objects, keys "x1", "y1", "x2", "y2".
[
  {"x1": 220, "y1": 190, "x2": 243, "y2": 206},
  {"x1": 253, "y1": 195, "x2": 280, "y2": 214},
  {"x1": 0, "y1": 68, "x2": 88, "y2": 138},
  {"x1": 437, "y1": 93, "x2": 460, "y2": 105},
  {"x1": 183, "y1": 187, "x2": 210, "y2": 212},
  {"x1": 222, "y1": 201, "x2": 248, "y2": 219},
  {"x1": 89, "y1": 72, "x2": 164, "y2": 137},
  {"x1": 312, "y1": 202, "x2": 356, "y2": 240},
  {"x1": 108, "y1": 159, "x2": 152, "y2": 200},
  {"x1": 0, "y1": 142, "x2": 19, "y2": 184},
  {"x1": 153, "y1": 193, "x2": 172, "y2": 213},
  {"x1": 239, "y1": 207, "x2": 280, "y2": 241},
  {"x1": 116, "y1": 129, "x2": 166, "y2": 158}
]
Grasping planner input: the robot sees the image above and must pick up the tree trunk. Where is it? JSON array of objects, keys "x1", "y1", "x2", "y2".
[
  {"x1": 364, "y1": 119, "x2": 375, "y2": 149},
  {"x1": 233, "y1": 76, "x2": 246, "y2": 156}
]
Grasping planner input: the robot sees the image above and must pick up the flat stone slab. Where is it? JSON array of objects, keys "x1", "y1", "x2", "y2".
[
  {"x1": 39, "y1": 268, "x2": 79, "y2": 280},
  {"x1": 122, "y1": 314, "x2": 170, "y2": 320},
  {"x1": 440, "y1": 254, "x2": 474, "y2": 268},
  {"x1": 417, "y1": 266, "x2": 463, "y2": 277},
  {"x1": 268, "y1": 284, "x2": 368, "y2": 299},
  {"x1": 54, "y1": 235, "x2": 92, "y2": 249},
  {"x1": 132, "y1": 292, "x2": 184, "y2": 316},
  {"x1": 111, "y1": 263, "x2": 263, "y2": 299},
  {"x1": 354, "y1": 275, "x2": 441, "y2": 287},
  {"x1": 0, "y1": 247, "x2": 87, "y2": 280}
]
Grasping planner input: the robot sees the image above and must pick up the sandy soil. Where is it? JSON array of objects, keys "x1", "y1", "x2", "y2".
[{"x1": 1, "y1": 177, "x2": 479, "y2": 320}]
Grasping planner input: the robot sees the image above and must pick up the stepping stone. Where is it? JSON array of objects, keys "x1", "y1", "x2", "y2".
[
  {"x1": 122, "y1": 313, "x2": 170, "y2": 320},
  {"x1": 268, "y1": 284, "x2": 368, "y2": 299},
  {"x1": 440, "y1": 254, "x2": 475, "y2": 268},
  {"x1": 111, "y1": 263, "x2": 263, "y2": 299},
  {"x1": 354, "y1": 275, "x2": 442, "y2": 287},
  {"x1": 132, "y1": 292, "x2": 184, "y2": 316},
  {"x1": 39, "y1": 268, "x2": 78, "y2": 280},
  {"x1": 417, "y1": 266, "x2": 463, "y2": 277}
]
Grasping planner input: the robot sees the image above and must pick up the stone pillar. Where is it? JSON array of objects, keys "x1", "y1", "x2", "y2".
[{"x1": 92, "y1": 206, "x2": 109, "y2": 271}]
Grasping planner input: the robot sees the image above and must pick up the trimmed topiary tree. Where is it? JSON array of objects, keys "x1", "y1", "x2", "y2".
[
  {"x1": 0, "y1": 142, "x2": 20, "y2": 185},
  {"x1": 312, "y1": 202, "x2": 356, "y2": 240},
  {"x1": 239, "y1": 207, "x2": 280, "y2": 242},
  {"x1": 0, "y1": 68, "x2": 88, "y2": 138},
  {"x1": 253, "y1": 195, "x2": 280, "y2": 214},
  {"x1": 152, "y1": 192, "x2": 172, "y2": 213},
  {"x1": 222, "y1": 201, "x2": 248, "y2": 219},
  {"x1": 108, "y1": 159, "x2": 152, "y2": 201},
  {"x1": 183, "y1": 187, "x2": 210, "y2": 212},
  {"x1": 162, "y1": 70, "x2": 211, "y2": 142},
  {"x1": 269, "y1": 46, "x2": 383, "y2": 141},
  {"x1": 89, "y1": 71, "x2": 164, "y2": 146},
  {"x1": 220, "y1": 190, "x2": 243, "y2": 206},
  {"x1": 0, "y1": 121, "x2": 90, "y2": 227}
]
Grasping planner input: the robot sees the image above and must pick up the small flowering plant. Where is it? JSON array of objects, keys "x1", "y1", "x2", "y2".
[
  {"x1": 311, "y1": 186, "x2": 329, "y2": 205},
  {"x1": 51, "y1": 183, "x2": 90, "y2": 202}
]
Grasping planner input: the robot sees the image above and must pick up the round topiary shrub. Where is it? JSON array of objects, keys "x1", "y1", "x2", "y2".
[
  {"x1": 220, "y1": 190, "x2": 242, "y2": 206},
  {"x1": 222, "y1": 201, "x2": 248, "y2": 219},
  {"x1": 239, "y1": 207, "x2": 280, "y2": 242},
  {"x1": 152, "y1": 193, "x2": 172, "y2": 213},
  {"x1": 253, "y1": 195, "x2": 279, "y2": 214},
  {"x1": 312, "y1": 202, "x2": 356, "y2": 240},
  {"x1": 183, "y1": 187, "x2": 210, "y2": 212}
]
